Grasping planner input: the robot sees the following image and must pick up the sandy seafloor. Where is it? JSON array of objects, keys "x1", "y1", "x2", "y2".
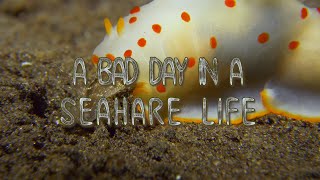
[{"x1": 0, "y1": 0, "x2": 320, "y2": 179}]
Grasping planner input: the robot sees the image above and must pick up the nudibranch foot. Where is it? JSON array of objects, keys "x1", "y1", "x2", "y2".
[
  {"x1": 173, "y1": 87, "x2": 268, "y2": 125},
  {"x1": 262, "y1": 81, "x2": 320, "y2": 123}
]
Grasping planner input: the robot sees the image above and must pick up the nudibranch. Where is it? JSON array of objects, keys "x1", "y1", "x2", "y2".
[{"x1": 92, "y1": 0, "x2": 320, "y2": 124}]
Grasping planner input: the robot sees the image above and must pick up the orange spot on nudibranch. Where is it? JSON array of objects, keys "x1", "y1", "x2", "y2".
[
  {"x1": 317, "y1": 8, "x2": 320, "y2": 14},
  {"x1": 124, "y1": 50, "x2": 132, "y2": 57},
  {"x1": 225, "y1": 0, "x2": 236, "y2": 8},
  {"x1": 210, "y1": 37, "x2": 218, "y2": 49},
  {"x1": 181, "y1": 12, "x2": 191, "y2": 22},
  {"x1": 129, "y1": 17, "x2": 137, "y2": 24},
  {"x1": 106, "y1": 53, "x2": 115, "y2": 61},
  {"x1": 137, "y1": 38, "x2": 146, "y2": 47},
  {"x1": 258, "y1": 32, "x2": 269, "y2": 44},
  {"x1": 92, "y1": 55, "x2": 99, "y2": 64},
  {"x1": 136, "y1": 105, "x2": 143, "y2": 113},
  {"x1": 156, "y1": 84, "x2": 166, "y2": 93},
  {"x1": 289, "y1": 41, "x2": 300, "y2": 50},
  {"x1": 152, "y1": 24, "x2": 162, "y2": 34},
  {"x1": 188, "y1": 57, "x2": 196, "y2": 68},
  {"x1": 130, "y1": 6, "x2": 140, "y2": 14},
  {"x1": 301, "y1": 8, "x2": 308, "y2": 19}
]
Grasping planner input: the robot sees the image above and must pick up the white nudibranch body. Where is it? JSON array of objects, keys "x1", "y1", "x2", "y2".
[{"x1": 93, "y1": 0, "x2": 320, "y2": 124}]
